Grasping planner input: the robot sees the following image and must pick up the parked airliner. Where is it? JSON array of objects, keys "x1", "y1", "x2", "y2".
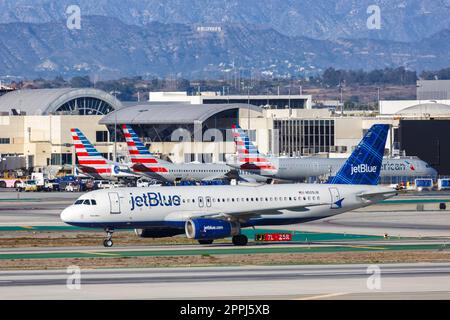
[
  {"x1": 71, "y1": 128, "x2": 138, "y2": 180},
  {"x1": 122, "y1": 124, "x2": 266, "y2": 183},
  {"x1": 230, "y1": 124, "x2": 437, "y2": 181},
  {"x1": 61, "y1": 124, "x2": 397, "y2": 247}
]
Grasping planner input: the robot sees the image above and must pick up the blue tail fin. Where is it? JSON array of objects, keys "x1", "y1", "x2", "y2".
[{"x1": 329, "y1": 124, "x2": 389, "y2": 185}]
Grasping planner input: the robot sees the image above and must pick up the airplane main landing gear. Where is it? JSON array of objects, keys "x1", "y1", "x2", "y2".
[
  {"x1": 232, "y1": 234, "x2": 248, "y2": 246},
  {"x1": 103, "y1": 228, "x2": 114, "y2": 248}
]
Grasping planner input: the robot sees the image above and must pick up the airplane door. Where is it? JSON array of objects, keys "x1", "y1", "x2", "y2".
[
  {"x1": 329, "y1": 187, "x2": 341, "y2": 209},
  {"x1": 198, "y1": 196, "x2": 205, "y2": 208},
  {"x1": 108, "y1": 192, "x2": 121, "y2": 214},
  {"x1": 205, "y1": 197, "x2": 212, "y2": 208}
]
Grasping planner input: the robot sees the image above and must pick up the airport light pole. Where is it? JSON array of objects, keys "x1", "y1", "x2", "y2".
[{"x1": 110, "y1": 91, "x2": 121, "y2": 162}]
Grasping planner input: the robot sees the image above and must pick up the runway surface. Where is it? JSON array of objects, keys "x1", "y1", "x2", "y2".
[
  {"x1": 0, "y1": 239, "x2": 448, "y2": 260},
  {"x1": 1, "y1": 263, "x2": 450, "y2": 299}
]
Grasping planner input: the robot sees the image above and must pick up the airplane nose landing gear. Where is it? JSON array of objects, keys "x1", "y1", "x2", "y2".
[{"x1": 103, "y1": 228, "x2": 114, "y2": 247}]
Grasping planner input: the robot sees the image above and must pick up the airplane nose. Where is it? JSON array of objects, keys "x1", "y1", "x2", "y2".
[{"x1": 60, "y1": 207, "x2": 73, "y2": 223}]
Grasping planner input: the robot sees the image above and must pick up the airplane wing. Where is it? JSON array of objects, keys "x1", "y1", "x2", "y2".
[
  {"x1": 166, "y1": 202, "x2": 328, "y2": 223},
  {"x1": 357, "y1": 190, "x2": 398, "y2": 202}
]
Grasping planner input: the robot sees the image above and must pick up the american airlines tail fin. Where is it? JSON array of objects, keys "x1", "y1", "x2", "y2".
[
  {"x1": 70, "y1": 128, "x2": 112, "y2": 174},
  {"x1": 329, "y1": 124, "x2": 389, "y2": 185},
  {"x1": 231, "y1": 124, "x2": 276, "y2": 172},
  {"x1": 121, "y1": 124, "x2": 159, "y2": 164},
  {"x1": 121, "y1": 125, "x2": 170, "y2": 174}
]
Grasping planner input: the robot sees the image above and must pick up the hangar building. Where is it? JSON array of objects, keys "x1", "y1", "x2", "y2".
[{"x1": 0, "y1": 88, "x2": 122, "y2": 172}]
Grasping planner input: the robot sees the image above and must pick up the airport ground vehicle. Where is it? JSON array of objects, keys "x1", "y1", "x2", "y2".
[
  {"x1": 61, "y1": 124, "x2": 396, "y2": 247},
  {"x1": 415, "y1": 178, "x2": 434, "y2": 191},
  {"x1": 0, "y1": 178, "x2": 25, "y2": 189},
  {"x1": 17, "y1": 180, "x2": 38, "y2": 192},
  {"x1": 438, "y1": 179, "x2": 450, "y2": 191}
]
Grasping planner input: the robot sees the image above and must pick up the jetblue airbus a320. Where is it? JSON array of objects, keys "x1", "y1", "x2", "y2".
[{"x1": 61, "y1": 124, "x2": 397, "y2": 247}]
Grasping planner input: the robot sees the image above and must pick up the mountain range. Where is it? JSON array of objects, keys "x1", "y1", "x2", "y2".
[{"x1": 0, "y1": 1, "x2": 450, "y2": 79}]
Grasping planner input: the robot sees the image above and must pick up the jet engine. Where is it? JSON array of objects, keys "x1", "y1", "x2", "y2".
[{"x1": 185, "y1": 218, "x2": 240, "y2": 240}]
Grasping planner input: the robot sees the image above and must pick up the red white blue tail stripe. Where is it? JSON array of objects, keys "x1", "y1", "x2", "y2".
[
  {"x1": 122, "y1": 124, "x2": 168, "y2": 173},
  {"x1": 71, "y1": 128, "x2": 111, "y2": 174},
  {"x1": 231, "y1": 124, "x2": 276, "y2": 172}
]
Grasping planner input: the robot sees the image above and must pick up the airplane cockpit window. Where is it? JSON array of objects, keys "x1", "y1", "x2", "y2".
[
  {"x1": 74, "y1": 200, "x2": 84, "y2": 205},
  {"x1": 91, "y1": 200, "x2": 97, "y2": 205},
  {"x1": 83, "y1": 200, "x2": 91, "y2": 205}
]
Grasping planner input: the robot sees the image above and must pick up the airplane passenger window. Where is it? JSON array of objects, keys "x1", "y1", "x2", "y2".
[
  {"x1": 289, "y1": 197, "x2": 292, "y2": 201},
  {"x1": 303, "y1": 197, "x2": 306, "y2": 200},
  {"x1": 317, "y1": 196, "x2": 320, "y2": 200}
]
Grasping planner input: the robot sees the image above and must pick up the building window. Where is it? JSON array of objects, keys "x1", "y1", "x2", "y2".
[
  {"x1": 274, "y1": 119, "x2": 335, "y2": 156},
  {"x1": 0, "y1": 138, "x2": 10, "y2": 144},
  {"x1": 51, "y1": 153, "x2": 72, "y2": 166},
  {"x1": 96, "y1": 131, "x2": 109, "y2": 142}
]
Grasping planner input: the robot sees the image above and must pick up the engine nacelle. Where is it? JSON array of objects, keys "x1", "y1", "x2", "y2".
[
  {"x1": 135, "y1": 228, "x2": 185, "y2": 238},
  {"x1": 185, "y1": 219, "x2": 240, "y2": 240}
]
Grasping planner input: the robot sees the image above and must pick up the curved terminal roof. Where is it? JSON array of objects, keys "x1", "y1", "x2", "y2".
[
  {"x1": 396, "y1": 103, "x2": 450, "y2": 116},
  {"x1": 0, "y1": 88, "x2": 122, "y2": 115},
  {"x1": 100, "y1": 103, "x2": 262, "y2": 125}
]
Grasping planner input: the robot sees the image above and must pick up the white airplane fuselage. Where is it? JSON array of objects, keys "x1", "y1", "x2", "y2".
[
  {"x1": 235, "y1": 157, "x2": 437, "y2": 181},
  {"x1": 61, "y1": 183, "x2": 395, "y2": 230}
]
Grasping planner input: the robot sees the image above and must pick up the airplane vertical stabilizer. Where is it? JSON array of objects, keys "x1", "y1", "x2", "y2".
[
  {"x1": 329, "y1": 124, "x2": 389, "y2": 185},
  {"x1": 70, "y1": 128, "x2": 112, "y2": 174},
  {"x1": 231, "y1": 124, "x2": 276, "y2": 173}
]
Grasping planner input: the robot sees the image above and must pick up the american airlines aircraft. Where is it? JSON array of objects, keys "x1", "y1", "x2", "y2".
[
  {"x1": 71, "y1": 128, "x2": 138, "y2": 180},
  {"x1": 61, "y1": 124, "x2": 397, "y2": 247},
  {"x1": 122, "y1": 124, "x2": 261, "y2": 183},
  {"x1": 230, "y1": 124, "x2": 437, "y2": 181}
]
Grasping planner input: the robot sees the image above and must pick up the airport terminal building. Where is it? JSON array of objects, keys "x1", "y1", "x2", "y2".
[
  {"x1": 1, "y1": 88, "x2": 450, "y2": 176},
  {"x1": 0, "y1": 88, "x2": 122, "y2": 173}
]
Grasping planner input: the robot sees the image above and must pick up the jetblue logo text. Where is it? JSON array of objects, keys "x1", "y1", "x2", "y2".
[
  {"x1": 203, "y1": 225, "x2": 224, "y2": 232},
  {"x1": 131, "y1": 193, "x2": 181, "y2": 211},
  {"x1": 351, "y1": 164, "x2": 377, "y2": 175}
]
